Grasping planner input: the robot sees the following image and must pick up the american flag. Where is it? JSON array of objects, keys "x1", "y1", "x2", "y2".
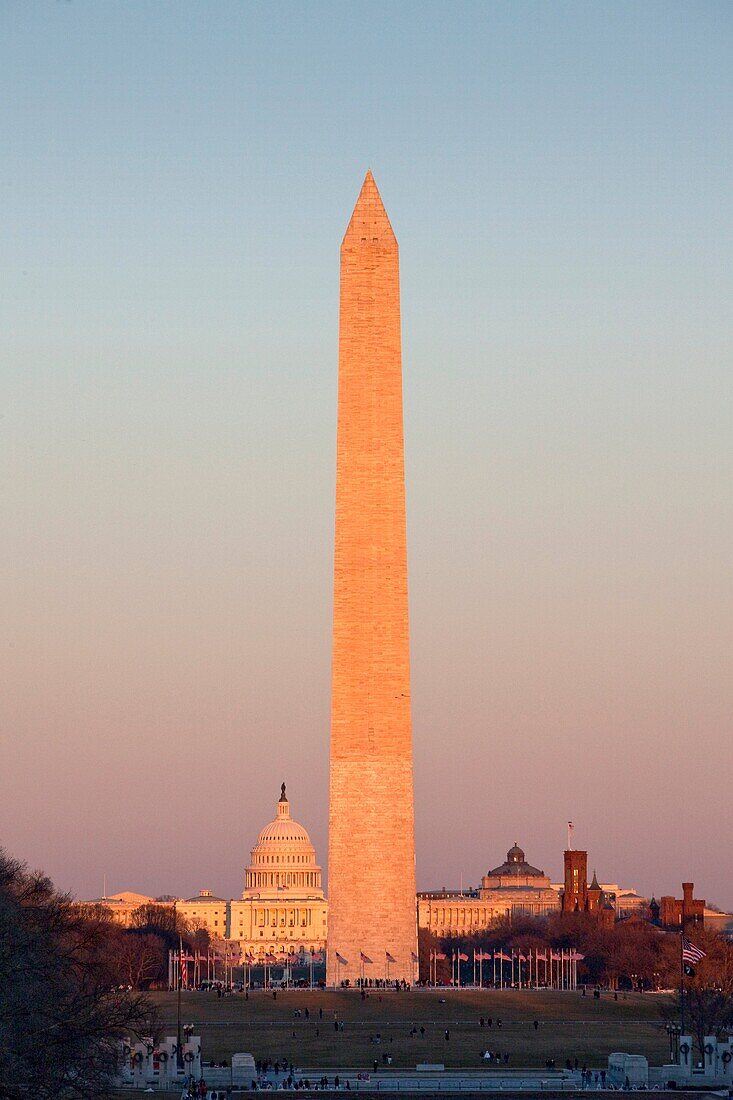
[
  {"x1": 433, "y1": 951, "x2": 447, "y2": 961},
  {"x1": 360, "y1": 951, "x2": 373, "y2": 964},
  {"x1": 335, "y1": 952, "x2": 348, "y2": 965},
  {"x1": 682, "y1": 938, "x2": 706, "y2": 965},
  {"x1": 385, "y1": 952, "x2": 396, "y2": 963},
  {"x1": 457, "y1": 952, "x2": 469, "y2": 962}
]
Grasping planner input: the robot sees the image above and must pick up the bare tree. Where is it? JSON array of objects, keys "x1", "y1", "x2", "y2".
[
  {"x1": 0, "y1": 848, "x2": 158, "y2": 1099},
  {"x1": 116, "y1": 933, "x2": 166, "y2": 990},
  {"x1": 129, "y1": 903, "x2": 183, "y2": 937}
]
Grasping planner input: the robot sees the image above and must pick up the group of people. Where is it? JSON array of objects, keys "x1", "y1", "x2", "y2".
[
  {"x1": 251, "y1": 1074, "x2": 351, "y2": 1091},
  {"x1": 352, "y1": 978, "x2": 411, "y2": 990},
  {"x1": 180, "y1": 1080, "x2": 233, "y2": 1099},
  {"x1": 481, "y1": 1050, "x2": 511, "y2": 1064},
  {"x1": 581, "y1": 1067, "x2": 608, "y2": 1088}
]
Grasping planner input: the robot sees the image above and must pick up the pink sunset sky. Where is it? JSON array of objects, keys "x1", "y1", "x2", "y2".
[{"x1": 2, "y1": 4, "x2": 731, "y2": 911}]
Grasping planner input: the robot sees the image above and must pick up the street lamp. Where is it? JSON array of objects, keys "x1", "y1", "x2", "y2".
[{"x1": 666, "y1": 1023, "x2": 682, "y2": 1062}]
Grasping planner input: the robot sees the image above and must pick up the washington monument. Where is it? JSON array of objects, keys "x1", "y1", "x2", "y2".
[{"x1": 327, "y1": 172, "x2": 418, "y2": 984}]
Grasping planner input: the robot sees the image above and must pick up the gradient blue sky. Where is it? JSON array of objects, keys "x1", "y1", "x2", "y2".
[{"x1": 2, "y1": 2, "x2": 732, "y2": 909}]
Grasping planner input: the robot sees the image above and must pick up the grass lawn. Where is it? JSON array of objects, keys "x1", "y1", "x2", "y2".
[{"x1": 148, "y1": 989, "x2": 672, "y2": 1070}]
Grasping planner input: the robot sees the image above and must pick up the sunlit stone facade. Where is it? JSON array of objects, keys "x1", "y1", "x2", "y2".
[
  {"x1": 418, "y1": 844, "x2": 560, "y2": 935},
  {"x1": 176, "y1": 890, "x2": 229, "y2": 937}
]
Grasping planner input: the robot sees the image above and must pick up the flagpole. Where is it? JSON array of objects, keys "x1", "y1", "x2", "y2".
[{"x1": 680, "y1": 929, "x2": 685, "y2": 1036}]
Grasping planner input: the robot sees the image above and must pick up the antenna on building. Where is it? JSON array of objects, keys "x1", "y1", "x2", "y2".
[{"x1": 567, "y1": 821, "x2": 574, "y2": 851}]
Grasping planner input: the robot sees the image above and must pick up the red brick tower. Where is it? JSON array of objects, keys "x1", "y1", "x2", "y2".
[
  {"x1": 327, "y1": 173, "x2": 418, "y2": 984},
  {"x1": 562, "y1": 849, "x2": 588, "y2": 912}
]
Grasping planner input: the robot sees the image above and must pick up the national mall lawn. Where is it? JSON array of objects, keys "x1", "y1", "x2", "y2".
[{"x1": 150, "y1": 989, "x2": 671, "y2": 1070}]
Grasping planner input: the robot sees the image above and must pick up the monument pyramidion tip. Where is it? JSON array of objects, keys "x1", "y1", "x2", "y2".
[{"x1": 342, "y1": 170, "x2": 396, "y2": 248}]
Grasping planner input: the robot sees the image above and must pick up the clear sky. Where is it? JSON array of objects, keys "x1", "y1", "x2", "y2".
[{"x1": 1, "y1": 1, "x2": 731, "y2": 910}]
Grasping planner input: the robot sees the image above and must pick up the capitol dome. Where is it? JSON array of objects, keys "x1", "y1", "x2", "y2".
[{"x1": 243, "y1": 784, "x2": 323, "y2": 898}]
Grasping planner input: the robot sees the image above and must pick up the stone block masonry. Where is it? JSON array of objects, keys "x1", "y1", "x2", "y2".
[{"x1": 327, "y1": 172, "x2": 418, "y2": 984}]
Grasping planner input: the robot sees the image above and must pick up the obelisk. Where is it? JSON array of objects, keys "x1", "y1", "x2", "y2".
[{"x1": 327, "y1": 172, "x2": 418, "y2": 985}]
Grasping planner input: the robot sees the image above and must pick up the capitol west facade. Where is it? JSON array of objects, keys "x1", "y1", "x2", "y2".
[{"x1": 228, "y1": 785, "x2": 327, "y2": 956}]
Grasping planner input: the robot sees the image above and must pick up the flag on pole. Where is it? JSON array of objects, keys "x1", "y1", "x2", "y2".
[
  {"x1": 433, "y1": 951, "x2": 447, "y2": 961},
  {"x1": 569, "y1": 951, "x2": 585, "y2": 961},
  {"x1": 360, "y1": 952, "x2": 373, "y2": 964},
  {"x1": 551, "y1": 951, "x2": 562, "y2": 961},
  {"x1": 682, "y1": 938, "x2": 705, "y2": 974},
  {"x1": 411, "y1": 952, "x2": 419, "y2": 963},
  {"x1": 386, "y1": 952, "x2": 396, "y2": 963},
  {"x1": 682, "y1": 939, "x2": 705, "y2": 965},
  {"x1": 535, "y1": 951, "x2": 547, "y2": 961},
  {"x1": 458, "y1": 952, "x2": 469, "y2": 962},
  {"x1": 335, "y1": 952, "x2": 348, "y2": 965}
]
